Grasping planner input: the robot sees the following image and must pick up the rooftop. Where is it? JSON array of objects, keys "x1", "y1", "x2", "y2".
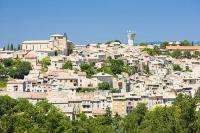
[
  {"x1": 166, "y1": 46, "x2": 200, "y2": 50},
  {"x1": 22, "y1": 40, "x2": 49, "y2": 44},
  {"x1": 50, "y1": 34, "x2": 64, "y2": 37}
]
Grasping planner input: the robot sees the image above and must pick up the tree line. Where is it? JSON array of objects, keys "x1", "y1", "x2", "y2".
[
  {"x1": 2, "y1": 44, "x2": 21, "y2": 51},
  {"x1": 1, "y1": 92, "x2": 200, "y2": 133},
  {"x1": 139, "y1": 40, "x2": 194, "y2": 48},
  {"x1": 142, "y1": 45, "x2": 200, "y2": 59}
]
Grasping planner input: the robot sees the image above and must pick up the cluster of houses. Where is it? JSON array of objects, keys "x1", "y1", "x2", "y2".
[{"x1": 1, "y1": 34, "x2": 200, "y2": 120}]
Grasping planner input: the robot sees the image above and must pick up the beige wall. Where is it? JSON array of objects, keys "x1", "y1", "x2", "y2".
[
  {"x1": 22, "y1": 43, "x2": 51, "y2": 51},
  {"x1": 22, "y1": 35, "x2": 69, "y2": 55},
  {"x1": 112, "y1": 99, "x2": 126, "y2": 116},
  {"x1": 7, "y1": 83, "x2": 24, "y2": 92}
]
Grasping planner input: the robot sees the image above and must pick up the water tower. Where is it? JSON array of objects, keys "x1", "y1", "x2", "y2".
[{"x1": 127, "y1": 31, "x2": 136, "y2": 45}]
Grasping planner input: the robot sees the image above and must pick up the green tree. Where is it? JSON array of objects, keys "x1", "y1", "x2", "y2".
[
  {"x1": 8, "y1": 67, "x2": 18, "y2": 79},
  {"x1": 143, "y1": 63, "x2": 150, "y2": 75},
  {"x1": 160, "y1": 42, "x2": 169, "y2": 49},
  {"x1": 194, "y1": 51, "x2": 200, "y2": 58},
  {"x1": 98, "y1": 81, "x2": 110, "y2": 90},
  {"x1": 173, "y1": 64, "x2": 182, "y2": 71},
  {"x1": 0, "y1": 63, "x2": 7, "y2": 88},
  {"x1": 171, "y1": 49, "x2": 182, "y2": 58},
  {"x1": 8, "y1": 61, "x2": 32, "y2": 79},
  {"x1": 104, "y1": 107, "x2": 112, "y2": 125},
  {"x1": 143, "y1": 47, "x2": 161, "y2": 56},
  {"x1": 62, "y1": 61, "x2": 72, "y2": 70},
  {"x1": 173, "y1": 94, "x2": 197, "y2": 133},
  {"x1": 0, "y1": 93, "x2": 199, "y2": 133},
  {"x1": 114, "y1": 40, "x2": 121, "y2": 44},
  {"x1": 96, "y1": 44, "x2": 100, "y2": 48},
  {"x1": 153, "y1": 45, "x2": 161, "y2": 55},
  {"x1": 54, "y1": 50, "x2": 58, "y2": 56},
  {"x1": 123, "y1": 65, "x2": 136, "y2": 75},
  {"x1": 181, "y1": 40, "x2": 190, "y2": 46},
  {"x1": 141, "y1": 106, "x2": 182, "y2": 133},
  {"x1": 41, "y1": 56, "x2": 51, "y2": 72},
  {"x1": 0, "y1": 64, "x2": 6, "y2": 77},
  {"x1": 17, "y1": 44, "x2": 21, "y2": 50},
  {"x1": 80, "y1": 63, "x2": 95, "y2": 77},
  {"x1": 2, "y1": 58, "x2": 14, "y2": 67},
  {"x1": 110, "y1": 59, "x2": 124, "y2": 75},
  {"x1": 98, "y1": 66, "x2": 113, "y2": 75},
  {"x1": 16, "y1": 61, "x2": 32, "y2": 79},
  {"x1": 6, "y1": 44, "x2": 10, "y2": 50},
  {"x1": 77, "y1": 87, "x2": 95, "y2": 93},
  {"x1": 139, "y1": 42, "x2": 147, "y2": 46},
  {"x1": 85, "y1": 68, "x2": 95, "y2": 78},
  {"x1": 183, "y1": 50, "x2": 192, "y2": 59},
  {"x1": 123, "y1": 103, "x2": 147, "y2": 133},
  {"x1": 80, "y1": 63, "x2": 92, "y2": 71},
  {"x1": 194, "y1": 87, "x2": 200, "y2": 100},
  {"x1": 112, "y1": 113, "x2": 122, "y2": 133},
  {"x1": 0, "y1": 95, "x2": 17, "y2": 116},
  {"x1": 41, "y1": 56, "x2": 51, "y2": 67},
  {"x1": 10, "y1": 44, "x2": 14, "y2": 51}
]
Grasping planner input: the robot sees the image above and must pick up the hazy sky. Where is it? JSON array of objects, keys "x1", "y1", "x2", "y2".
[{"x1": 0, "y1": 0, "x2": 199, "y2": 46}]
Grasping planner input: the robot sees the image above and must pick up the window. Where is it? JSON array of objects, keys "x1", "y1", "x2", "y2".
[
  {"x1": 14, "y1": 86, "x2": 18, "y2": 91},
  {"x1": 83, "y1": 105, "x2": 90, "y2": 108}
]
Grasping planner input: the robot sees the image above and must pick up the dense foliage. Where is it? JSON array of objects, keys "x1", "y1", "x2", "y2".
[
  {"x1": 77, "y1": 87, "x2": 95, "y2": 93},
  {"x1": 98, "y1": 81, "x2": 110, "y2": 90},
  {"x1": 41, "y1": 56, "x2": 51, "y2": 72},
  {"x1": 80, "y1": 59, "x2": 136, "y2": 78},
  {"x1": 0, "y1": 78, "x2": 7, "y2": 89},
  {"x1": 139, "y1": 42, "x2": 148, "y2": 46},
  {"x1": 98, "y1": 59, "x2": 136, "y2": 76},
  {"x1": 173, "y1": 64, "x2": 182, "y2": 71},
  {"x1": 0, "y1": 97, "x2": 72, "y2": 133},
  {"x1": 62, "y1": 61, "x2": 73, "y2": 70},
  {"x1": 1, "y1": 94, "x2": 200, "y2": 133},
  {"x1": 142, "y1": 46, "x2": 161, "y2": 56},
  {"x1": 80, "y1": 63, "x2": 95, "y2": 78},
  {"x1": 0, "y1": 58, "x2": 32, "y2": 79},
  {"x1": 0, "y1": 58, "x2": 31, "y2": 89}
]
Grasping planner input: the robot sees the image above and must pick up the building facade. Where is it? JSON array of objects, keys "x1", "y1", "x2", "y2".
[{"x1": 22, "y1": 33, "x2": 72, "y2": 55}]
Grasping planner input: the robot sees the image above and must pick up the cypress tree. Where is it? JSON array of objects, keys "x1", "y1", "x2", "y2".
[
  {"x1": 18, "y1": 44, "x2": 21, "y2": 50},
  {"x1": 10, "y1": 43, "x2": 14, "y2": 50},
  {"x1": 7, "y1": 44, "x2": 10, "y2": 50}
]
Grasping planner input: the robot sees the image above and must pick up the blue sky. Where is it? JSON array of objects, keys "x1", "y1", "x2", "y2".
[{"x1": 0, "y1": 0, "x2": 199, "y2": 46}]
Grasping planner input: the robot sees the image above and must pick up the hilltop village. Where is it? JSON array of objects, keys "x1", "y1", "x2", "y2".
[{"x1": 0, "y1": 33, "x2": 200, "y2": 120}]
